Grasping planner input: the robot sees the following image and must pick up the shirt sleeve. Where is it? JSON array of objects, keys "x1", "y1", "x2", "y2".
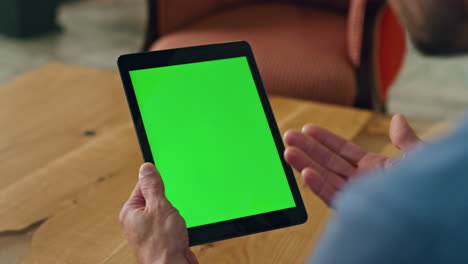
[{"x1": 308, "y1": 189, "x2": 430, "y2": 264}]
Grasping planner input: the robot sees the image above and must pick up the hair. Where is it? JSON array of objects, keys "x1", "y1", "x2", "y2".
[{"x1": 391, "y1": 0, "x2": 468, "y2": 56}]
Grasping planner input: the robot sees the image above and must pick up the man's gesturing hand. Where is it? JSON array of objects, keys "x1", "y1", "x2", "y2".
[
  {"x1": 283, "y1": 114, "x2": 421, "y2": 206},
  {"x1": 119, "y1": 163, "x2": 198, "y2": 264}
]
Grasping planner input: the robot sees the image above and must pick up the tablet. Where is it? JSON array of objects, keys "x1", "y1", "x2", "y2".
[{"x1": 117, "y1": 41, "x2": 307, "y2": 246}]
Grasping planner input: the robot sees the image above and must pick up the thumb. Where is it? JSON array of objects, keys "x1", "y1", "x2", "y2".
[
  {"x1": 138, "y1": 163, "x2": 166, "y2": 208},
  {"x1": 390, "y1": 114, "x2": 422, "y2": 152}
]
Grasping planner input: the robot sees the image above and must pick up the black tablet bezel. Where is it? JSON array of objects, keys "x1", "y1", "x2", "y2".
[{"x1": 117, "y1": 41, "x2": 307, "y2": 246}]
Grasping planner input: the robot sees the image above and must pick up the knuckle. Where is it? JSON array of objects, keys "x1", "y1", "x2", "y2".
[
  {"x1": 151, "y1": 198, "x2": 170, "y2": 212},
  {"x1": 322, "y1": 151, "x2": 334, "y2": 168},
  {"x1": 118, "y1": 208, "x2": 127, "y2": 227},
  {"x1": 163, "y1": 205, "x2": 181, "y2": 221},
  {"x1": 304, "y1": 138, "x2": 314, "y2": 154},
  {"x1": 141, "y1": 180, "x2": 163, "y2": 192},
  {"x1": 149, "y1": 199, "x2": 177, "y2": 219}
]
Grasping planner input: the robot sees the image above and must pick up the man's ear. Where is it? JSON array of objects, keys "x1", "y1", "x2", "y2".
[{"x1": 390, "y1": 0, "x2": 468, "y2": 56}]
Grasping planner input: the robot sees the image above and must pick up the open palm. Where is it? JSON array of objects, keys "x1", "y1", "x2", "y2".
[{"x1": 283, "y1": 114, "x2": 421, "y2": 206}]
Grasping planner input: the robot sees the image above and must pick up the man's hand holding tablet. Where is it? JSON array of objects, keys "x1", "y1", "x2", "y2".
[{"x1": 119, "y1": 163, "x2": 199, "y2": 264}]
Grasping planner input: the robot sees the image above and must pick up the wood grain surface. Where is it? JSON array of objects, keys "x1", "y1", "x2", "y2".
[
  {"x1": 0, "y1": 64, "x2": 446, "y2": 264},
  {"x1": 0, "y1": 63, "x2": 133, "y2": 232}
]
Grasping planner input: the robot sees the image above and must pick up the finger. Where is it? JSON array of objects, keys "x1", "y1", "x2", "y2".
[
  {"x1": 302, "y1": 168, "x2": 337, "y2": 206},
  {"x1": 357, "y1": 153, "x2": 392, "y2": 173},
  {"x1": 119, "y1": 183, "x2": 145, "y2": 227},
  {"x1": 390, "y1": 114, "x2": 422, "y2": 151},
  {"x1": 302, "y1": 124, "x2": 368, "y2": 164},
  {"x1": 138, "y1": 163, "x2": 166, "y2": 208},
  {"x1": 124, "y1": 182, "x2": 145, "y2": 210},
  {"x1": 383, "y1": 157, "x2": 400, "y2": 169},
  {"x1": 185, "y1": 248, "x2": 199, "y2": 264},
  {"x1": 284, "y1": 147, "x2": 345, "y2": 189},
  {"x1": 284, "y1": 130, "x2": 356, "y2": 177}
]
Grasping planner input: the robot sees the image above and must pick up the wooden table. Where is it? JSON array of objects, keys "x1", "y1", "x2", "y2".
[{"x1": 0, "y1": 63, "x2": 449, "y2": 264}]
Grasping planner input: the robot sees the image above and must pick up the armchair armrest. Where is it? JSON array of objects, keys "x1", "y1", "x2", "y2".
[
  {"x1": 349, "y1": 0, "x2": 406, "y2": 111},
  {"x1": 347, "y1": 0, "x2": 368, "y2": 67},
  {"x1": 347, "y1": 0, "x2": 387, "y2": 67}
]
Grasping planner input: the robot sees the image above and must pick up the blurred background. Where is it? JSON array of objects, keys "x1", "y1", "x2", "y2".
[{"x1": 1, "y1": 0, "x2": 467, "y2": 121}]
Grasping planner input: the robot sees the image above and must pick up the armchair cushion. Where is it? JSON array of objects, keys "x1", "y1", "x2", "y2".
[{"x1": 150, "y1": 3, "x2": 356, "y2": 105}]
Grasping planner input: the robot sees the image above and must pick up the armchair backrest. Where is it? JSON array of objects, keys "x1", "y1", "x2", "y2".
[
  {"x1": 286, "y1": 0, "x2": 349, "y2": 12},
  {"x1": 144, "y1": 0, "x2": 405, "y2": 111},
  {"x1": 152, "y1": 0, "x2": 350, "y2": 37}
]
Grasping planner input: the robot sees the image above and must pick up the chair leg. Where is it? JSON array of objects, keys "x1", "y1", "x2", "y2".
[{"x1": 353, "y1": 0, "x2": 387, "y2": 112}]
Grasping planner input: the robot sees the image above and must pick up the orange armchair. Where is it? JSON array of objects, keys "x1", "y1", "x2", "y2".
[{"x1": 143, "y1": 0, "x2": 406, "y2": 111}]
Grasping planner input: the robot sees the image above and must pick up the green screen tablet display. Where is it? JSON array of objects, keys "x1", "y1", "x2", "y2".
[{"x1": 129, "y1": 56, "x2": 296, "y2": 228}]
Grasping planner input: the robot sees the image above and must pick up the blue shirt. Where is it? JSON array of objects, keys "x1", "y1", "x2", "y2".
[{"x1": 309, "y1": 118, "x2": 468, "y2": 263}]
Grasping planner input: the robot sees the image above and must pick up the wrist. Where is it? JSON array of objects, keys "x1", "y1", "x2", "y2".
[{"x1": 136, "y1": 245, "x2": 196, "y2": 264}]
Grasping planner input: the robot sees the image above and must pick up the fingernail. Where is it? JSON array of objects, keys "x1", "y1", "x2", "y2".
[{"x1": 139, "y1": 163, "x2": 156, "y2": 178}]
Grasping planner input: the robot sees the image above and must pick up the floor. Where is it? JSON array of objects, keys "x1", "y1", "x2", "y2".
[
  {"x1": 390, "y1": 44, "x2": 468, "y2": 121},
  {"x1": 1, "y1": 0, "x2": 467, "y2": 122}
]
